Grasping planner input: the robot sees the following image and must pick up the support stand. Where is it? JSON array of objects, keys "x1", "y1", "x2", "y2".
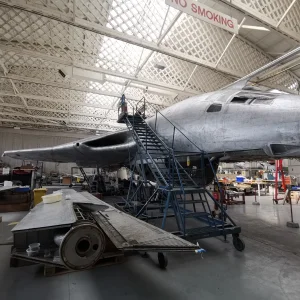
[
  {"x1": 286, "y1": 189, "x2": 299, "y2": 228},
  {"x1": 79, "y1": 167, "x2": 91, "y2": 192},
  {"x1": 273, "y1": 159, "x2": 286, "y2": 204},
  {"x1": 252, "y1": 187, "x2": 260, "y2": 205}
]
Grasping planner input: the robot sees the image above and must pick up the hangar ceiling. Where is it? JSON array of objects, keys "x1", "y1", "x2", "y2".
[{"x1": 0, "y1": 0, "x2": 299, "y2": 134}]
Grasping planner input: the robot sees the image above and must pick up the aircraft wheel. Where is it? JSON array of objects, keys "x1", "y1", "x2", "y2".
[
  {"x1": 233, "y1": 236, "x2": 245, "y2": 252},
  {"x1": 158, "y1": 252, "x2": 168, "y2": 269}
]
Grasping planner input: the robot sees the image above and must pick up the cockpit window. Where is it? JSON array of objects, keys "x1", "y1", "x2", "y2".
[
  {"x1": 207, "y1": 103, "x2": 222, "y2": 112},
  {"x1": 231, "y1": 96, "x2": 251, "y2": 104},
  {"x1": 251, "y1": 99, "x2": 274, "y2": 105},
  {"x1": 230, "y1": 91, "x2": 275, "y2": 106}
]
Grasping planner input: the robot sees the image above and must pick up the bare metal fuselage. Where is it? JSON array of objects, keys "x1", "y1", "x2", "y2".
[
  {"x1": 151, "y1": 89, "x2": 300, "y2": 161},
  {"x1": 3, "y1": 89, "x2": 300, "y2": 167}
]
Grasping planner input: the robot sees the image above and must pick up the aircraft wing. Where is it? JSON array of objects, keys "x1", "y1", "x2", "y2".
[
  {"x1": 11, "y1": 190, "x2": 199, "y2": 270},
  {"x1": 2, "y1": 130, "x2": 136, "y2": 168},
  {"x1": 73, "y1": 191, "x2": 198, "y2": 252}
]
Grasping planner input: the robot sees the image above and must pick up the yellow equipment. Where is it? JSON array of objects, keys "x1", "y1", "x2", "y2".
[{"x1": 33, "y1": 188, "x2": 47, "y2": 206}]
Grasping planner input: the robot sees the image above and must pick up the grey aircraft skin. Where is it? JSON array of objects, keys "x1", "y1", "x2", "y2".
[
  {"x1": 3, "y1": 47, "x2": 300, "y2": 166},
  {"x1": 3, "y1": 88, "x2": 300, "y2": 167}
]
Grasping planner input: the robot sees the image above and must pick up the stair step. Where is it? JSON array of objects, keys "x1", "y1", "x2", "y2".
[
  {"x1": 184, "y1": 212, "x2": 210, "y2": 218},
  {"x1": 135, "y1": 133, "x2": 156, "y2": 136},
  {"x1": 142, "y1": 142, "x2": 164, "y2": 146},
  {"x1": 137, "y1": 135, "x2": 157, "y2": 139},
  {"x1": 138, "y1": 139, "x2": 161, "y2": 143},
  {"x1": 137, "y1": 134, "x2": 158, "y2": 138},
  {"x1": 134, "y1": 129, "x2": 152, "y2": 131},
  {"x1": 177, "y1": 199, "x2": 207, "y2": 204},
  {"x1": 171, "y1": 187, "x2": 203, "y2": 192},
  {"x1": 147, "y1": 152, "x2": 169, "y2": 155},
  {"x1": 143, "y1": 145, "x2": 166, "y2": 149},
  {"x1": 139, "y1": 139, "x2": 161, "y2": 143},
  {"x1": 135, "y1": 132, "x2": 154, "y2": 135},
  {"x1": 137, "y1": 142, "x2": 163, "y2": 146},
  {"x1": 145, "y1": 148, "x2": 167, "y2": 151},
  {"x1": 138, "y1": 136, "x2": 159, "y2": 139},
  {"x1": 139, "y1": 140, "x2": 160, "y2": 144},
  {"x1": 140, "y1": 144, "x2": 163, "y2": 148}
]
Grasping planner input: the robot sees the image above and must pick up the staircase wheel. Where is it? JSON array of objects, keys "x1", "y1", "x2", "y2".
[
  {"x1": 233, "y1": 236, "x2": 245, "y2": 252},
  {"x1": 158, "y1": 252, "x2": 168, "y2": 269}
]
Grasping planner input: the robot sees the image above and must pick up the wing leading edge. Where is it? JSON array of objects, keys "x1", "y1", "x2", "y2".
[{"x1": 2, "y1": 130, "x2": 136, "y2": 168}]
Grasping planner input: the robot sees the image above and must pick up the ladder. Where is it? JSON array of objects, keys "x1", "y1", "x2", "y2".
[{"x1": 117, "y1": 98, "x2": 244, "y2": 250}]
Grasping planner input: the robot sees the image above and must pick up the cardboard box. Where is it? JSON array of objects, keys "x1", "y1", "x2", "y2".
[{"x1": 62, "y1": 176, "x2": 72, "y2": 185}]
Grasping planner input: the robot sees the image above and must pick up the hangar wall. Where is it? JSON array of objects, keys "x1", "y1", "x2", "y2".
[
  {"x1": 288, "y1": 159, "x2": 300, "y2": 182},
  {"x1": 0, "y1": 128, "x2": 91, "y2": 174}
]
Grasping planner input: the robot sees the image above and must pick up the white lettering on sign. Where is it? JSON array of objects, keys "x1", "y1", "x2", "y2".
[{"x1": 165, "y1": 0, "x2": 238, "y2": 34}]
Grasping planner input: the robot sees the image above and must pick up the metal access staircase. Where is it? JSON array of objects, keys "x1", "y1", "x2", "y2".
[{"x1": 117, "y1": 97, "x2": 244, "y2": 250}]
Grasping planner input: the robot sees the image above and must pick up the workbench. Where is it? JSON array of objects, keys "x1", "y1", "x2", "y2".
[
  {"x1": 0, "y1": 186, "x2": 17, "y2": 192},
  {"x1": 0, "y1": 186, "x2": 32, "y2": 212}
]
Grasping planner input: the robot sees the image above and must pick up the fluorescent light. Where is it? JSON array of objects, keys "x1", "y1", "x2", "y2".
[{"x1": 241, "y1": 25, "x2": 270, "y2": 31}]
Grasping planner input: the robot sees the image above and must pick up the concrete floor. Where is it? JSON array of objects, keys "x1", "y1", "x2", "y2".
[{"x1": 1, "y1": 194, "x2": 300, "y2": 300}]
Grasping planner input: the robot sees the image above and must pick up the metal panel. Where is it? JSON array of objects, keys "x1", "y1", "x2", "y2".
[{"x1": 12, "y1": 200, "x2": 77, "y2": 232}]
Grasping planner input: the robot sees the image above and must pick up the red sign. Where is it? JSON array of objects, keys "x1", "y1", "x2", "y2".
[{"x1": 166, "y1": 0, "x2": 238, "y2": 34}]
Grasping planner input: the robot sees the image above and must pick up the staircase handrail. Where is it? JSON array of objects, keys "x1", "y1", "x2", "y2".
[
  {"x1": 133, "y1": 111, "x2": 199, "y2": 188},
  {"x1": 154, "y1": 109, "x2": 204, "y2": 153},
  {"x1": 125, "y1": 116, "x2": 169, "y2": 187},
  {"x1": 140, "y1": 98, "x2": 226, "y2": 217}
]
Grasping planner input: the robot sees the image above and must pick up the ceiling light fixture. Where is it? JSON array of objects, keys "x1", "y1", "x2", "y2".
[{"x1": 241, "y1": 25, "x2": 270, "y2": 31}]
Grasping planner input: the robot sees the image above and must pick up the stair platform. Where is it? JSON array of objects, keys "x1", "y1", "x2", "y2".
[{"x1": 184, "y1": 225, "x2": 241, "y2": 240}]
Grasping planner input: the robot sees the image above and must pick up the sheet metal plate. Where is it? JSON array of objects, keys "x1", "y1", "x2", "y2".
[
  {"x1": 12, "y1": 189, "x2": 107, "y2": 232},
  {"x1": 12, "y1": 199, "x2": 76, "y2": 232},
  {"x1": 81, "y1": 192, "x2": 198, "y2": 251}
]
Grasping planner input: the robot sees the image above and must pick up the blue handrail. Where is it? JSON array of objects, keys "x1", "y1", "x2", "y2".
[
  {"x1": 137, "y1": 97, "x2": 231, "y2": 227},
  {"x1": 155, "y1": 109, "x2": 205, "y2": 153}
]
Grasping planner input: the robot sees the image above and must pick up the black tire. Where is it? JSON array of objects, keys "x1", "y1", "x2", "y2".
[
  {"x1": 158, "y1": 252, "x2": 168, "y2": 269},
  {"x1": 233, "y1": 237, "x2": 245, "y2": 251}
]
